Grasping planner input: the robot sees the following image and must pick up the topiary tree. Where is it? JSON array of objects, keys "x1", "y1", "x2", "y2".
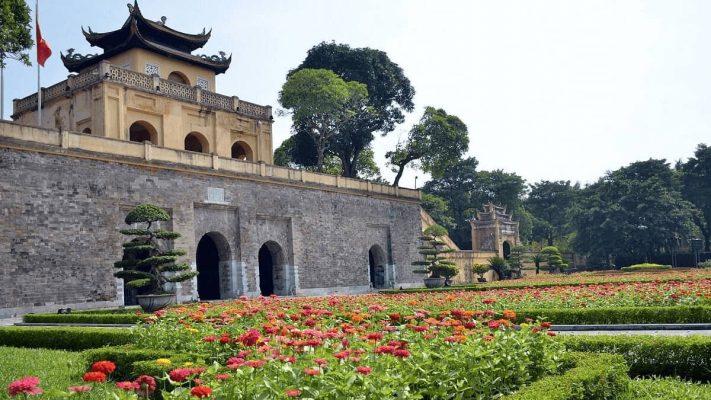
[
  {"x1": 412, "y1": 224, "x2": 458, "y2": 285},
  {"x1": 508, "y1": 245, "x2": 527, "y2": 278},
  {"x1": 541, "y1": 246, "x2": 567, "y2": 273},
  {"x1": 472, "y1": 263, "x2": 490, "y2": 282},
  {"x1": 530, "y1": 253, "x2": 545, "y2": 275},
  {"x1": 487, "y1": 255, "x2": 510, "y2": 280},
  {"x1": 114, "y1": 204, "x2": 197, "y2": 295}
]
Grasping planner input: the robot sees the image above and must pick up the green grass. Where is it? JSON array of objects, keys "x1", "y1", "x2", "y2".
[
  {"x1": 626, "y1": 378, "x2": 711, "y2": 400},
  {"x1": 0, "y1": 346, "x2": 84, "y2": 399}
]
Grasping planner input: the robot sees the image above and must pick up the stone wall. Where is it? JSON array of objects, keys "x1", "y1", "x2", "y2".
[{"x1": 0, "y1": 130, "x2": 422, "y2": 317}]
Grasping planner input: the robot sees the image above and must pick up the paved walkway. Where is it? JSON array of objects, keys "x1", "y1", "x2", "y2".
[{"x1": 557, "y1": 330, "x2": 711, "y2": 336}]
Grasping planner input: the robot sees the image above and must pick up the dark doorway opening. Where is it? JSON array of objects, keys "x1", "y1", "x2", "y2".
[
  {"x1": 369, "y1": 245, "x2": 387, "y2": 289},
  {"x1": 258, "y1": 244, "x2": 274, "y2": 296},
  {"x1": 197, "y1": 235, "x2": 221, "y2": 300},
  {"x1": 503, "y1": 241, "x2": 511, "y2": 260}
]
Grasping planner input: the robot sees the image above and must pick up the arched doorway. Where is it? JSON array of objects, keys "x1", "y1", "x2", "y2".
[
  {"x1": 167, "y1": 71, "x2": 189, "y2": 85},
  {"x1": 129, "y1": 121, "x2": 157, "y2": 144},
  {"x1": 196, "y1": 232, "x2": 230, "y2": 300},
  {"x1": 184, "y1": 132, "x2": 208, "y2": 153},
  {"x1": 231, "y1": 141, "x2": 253, "y2": 161},
  {"x1": 369, "y1": 245, "x2": 387, "y2": 289},
  {"x1": 258, "y1": 241, "x2": 286, "y2": 296},
  {"x1": 503, "y1": 241, "x2": 511, "y2": 260}
]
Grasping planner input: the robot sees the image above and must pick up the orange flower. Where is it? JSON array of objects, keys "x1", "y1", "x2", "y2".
[{"x1": 502, "y1": 310, "x2": 517, "y2": 320}]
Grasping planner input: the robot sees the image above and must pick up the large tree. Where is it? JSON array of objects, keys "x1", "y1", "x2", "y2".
[
  {"x1": 526, "y1": 180, "x2": 579, "y2": 246},
  {"x1": 278, "y1": 68, "x2": 369, "y2": 172},
  {"x1": 386, "y1": 106, "x2": 469, "y2": 187},
  {"x1": 681, "y1": 144, "x2": 711, "y2": 251},
  {"x1": 571, "y1": 159, "x2": 699, "y2": 265},
  {"x1": 290, "y1": 42, "x2": 415, "y2": 177},
  {"x1": 0, "y1": 0, "x2": 33, "y2": 67}
]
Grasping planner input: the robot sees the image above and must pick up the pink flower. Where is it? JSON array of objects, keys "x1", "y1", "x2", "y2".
[
  {"x1": 286, "y1": 388, "x2": 301, "y2": 397},
  {"x1": 169, "y1": 368, "x2": 193, "y2": 382},
  {"x1": 69, "y1": 385, "x2": 92, "y2": 393},
  {"x1": 7, "y1": 376, "x2": 42, "y2": 397},
  {"x1": 134, "y1": 375, "x2": 156, "y2": 397},
  {"x1": 355, "y1": 366, "x2": 372, "y2": 375},
  {"x1": 393, "y1": 349, "x2": 411, "y2": 358},
  {"x1": 303, "y1": 368, "x2": 320, "y2": 376},
  {"x1": 116, "y1": 381, "x2": 139, "y2": 391},
  {"x1": 215, "y1": 374, "x2": 230, "y2": 381}
]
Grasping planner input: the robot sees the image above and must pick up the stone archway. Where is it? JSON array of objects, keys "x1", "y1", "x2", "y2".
[
  {"x1": 503, "y1": 241, "x2": 511, "y2": 260},
  {"x1": 369, "y1": 245, "x2": 387, "y2": 289},
  {"x1": 231, "y1": 141, "x2": 254, "y2": 161},
  {"x1": 185, "y1": 132, "x2": 209, "y2": 153},
  {"x1": 129, "y1": 121, "x2": 157, "y2": 144},
  {"x1": 258, "y1": 241, "x2": 287, "y2": 296},
  {"x1": 196, "y1": 232, "x2": 230, "y2": 300},
  {"x1": 168, "y1": 71, "x2": 190, "y2": 85}
]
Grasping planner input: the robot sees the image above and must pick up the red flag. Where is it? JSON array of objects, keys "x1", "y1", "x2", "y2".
[{"x1": 36, "y1": 16, "x2": 52, "y2": 67}]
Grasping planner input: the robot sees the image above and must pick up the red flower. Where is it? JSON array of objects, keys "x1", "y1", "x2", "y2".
[
  {"x1": 488, "y1": 320, "x2": 501, "y2": 329},
  {"x1": 215, "y1": 374, "x2": 230, "y2": 381},
  {"x1": 82, "y1": 372, "x2": 106, "y2": 383},
  {"x1": 134, "y1": 375, "x2": 156, "y2": 397},
  {"x1": 393, "y1": 349, "x2": 411, "y2": 358},
  {"x1": 286, "y1": 388, "x2": 302, "y2": 397},
  {"x1": 483, "y1": 335, "x2": 495, "y2": 342},
  {"x1": 238, "y1": 329, "x2": 263, "y2": 346},
  {"x1": 190, "y1": 385, "x2": 213, "y2": 398},
  {"x1": 482, "y1": 298, "x2": 497, "y2": 305},
  {"x1": 91, "y1": 360, "x2": 116, "y2": 374},
  {"x1": 303, "y1": 368, "x2": 320, "y2": 376},
  {"x1": 314, "y1": 358, "x2": 328, "y2": 366},
  {"x1": 69, "y1": 385, "x2": 92, "y2": 393},
  {"x1": 116, "y1": 381, "x2": 139, "y2": 391},
  {"x1": 547, "y1": 331, "x2": 557, "y2": 337},
  {"x1": 202, "y1": 335, "x2": 217, "y2": 343},
  {"x1": 245, "y1": 359, "x2": 266, "y2": 368},
  {"x1": 7, "y1": 376, "x2": 42, "y2": 397},
  {"x1": 541, "y1": 322, "x2": 552, "y2": 328},
  {"x1": 355, "y1": 366, "x2": 372, "y2": 375},
  {"x1": 374, "y1": 345, "x2": 395, "y2": 354},
  {"x1": 169, "y1": 368, "x2": 192, "y2": 382}
]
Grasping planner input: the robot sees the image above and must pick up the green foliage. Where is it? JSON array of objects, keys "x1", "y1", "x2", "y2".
[
  {"x1": 515, "y1": 305, "x2": 711, "y2": 325},
  {"x1": 0, "y1": 347, "x2": 86, "y2": 399},
  {"x1": 526, "y1": 180, "x2": 579, "y2": 246},
  {"x1": 0, "y1": 327, "x2": 133, "y2": 350},
  {"x1": 560, "y1": 335, "x2": 711, "y2": 382},
  {"x1": 503, "y1": 352, "x2": 629, "y2": 400},
  {"x1": 124, "y1": 204, "x2": 170, "y2": 225},
  {"x1": 279, "y1": 68, "x2": 370, "y2": 172},
  {"x1": 387, "y1": 106, "x2": 469, "y2": 187},
  {"x1": 541, "y1": 246, "x2": 567, "y2": 273},
  {"x1": 115, "y1": 204, "x2": 194, "y2": 295},
  {"x1": 83, "y1": 345, "x2": 193, "y2": 381},
  {"x1": 488, "y1": 255, "x2": 510, "y2": 278},
  {"x1": 472, "y1": 263, "x2": 490, "y2": 278},
  {"x1": 621, "y1": 263, "x2": 672, "y2": 272},
  {"x1": 626, "y1": 378, "x2": 711, "y2": 400},
  {"x1": 508, "y1": 245, "x2": 527, "y2": 276},
  {"x1": 291, "y1": 41, "x2": 415, "y2": 178},
  {"x1": 571, "y1": 159, "x2": 700, "y2": 263},
  {"x1": 0, "y1": 0, "x2": 33, "y2": 67},
  {"x1": 23, "y1": 313, "x2": 140, "y2": 324},
  {"x1": 681, "y1": 144, "x2": 711, "y2": 251},
  {"x1": 412, "y1": 224, "x2": 459, "y2": 280},
  {"x1": 421, "y1": 193, "x2": 455, "y2": 231}
]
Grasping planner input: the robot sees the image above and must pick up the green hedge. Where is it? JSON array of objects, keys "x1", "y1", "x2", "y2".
[
  {"x1": 560, "y1": 335, "x2": 711, "y2": 382},
  {"x1": 0, "y1": 327, "x2": 133, "y2": 350},
  {"x1": 625, "y1": 378, "x2": 711, "y2": 400},
  {"x1": 514, "y1": 306, "x2": 711, "y2": 325},
  {"x1": 82, "y1": 345, "x2": 192, "y2": 381},
  {"x1": 23, "y1": 313, "x2": 141, "y2": 324},
  {"x1": 503, "y1": 352, "x2": 629, "y2": 399},
  {"x1": 621, "y1": 263, "x2": 672, "y2": 272}
]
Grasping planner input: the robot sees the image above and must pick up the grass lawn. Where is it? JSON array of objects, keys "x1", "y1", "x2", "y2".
[
  {"x1": 627, "y1": 377, "x2": 711, "y2": 400},
  {"x1": 0, "y1": 346, "x2": 85, "y2": 399}
]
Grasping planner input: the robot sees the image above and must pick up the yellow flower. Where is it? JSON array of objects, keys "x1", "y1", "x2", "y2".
[
  {"x1": 186, "y1": 328, "x2": 198, "y2": 333},
  {"x1": 155, "y1": 358, "x2": 171, "y2": 366},
  {"x1": 520, "y1": 323, "x2": 529, "y2": 329},
  {"x1": 183, "y1": 362, "x2": 194, "y2": 367}
]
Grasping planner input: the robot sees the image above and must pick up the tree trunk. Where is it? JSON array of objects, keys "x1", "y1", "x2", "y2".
[
  {"x1": 392, "y1": 164, "x2": 406, "y2": 187},
  {"x1": 316, "y1": 146, "x2": 325, "y2": 173}
]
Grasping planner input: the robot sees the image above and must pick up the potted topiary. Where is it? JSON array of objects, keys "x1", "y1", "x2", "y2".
[
  {"x1": 472, "y1": 263, "x2": 489, "y2": 282},
  {"x1": 541, "y1": 246, "x2": 567, "y2": 273},
  {"x1": 114, "y1": 204, "x2": 197, "y2": 311},
  {"x1": 487, "y1": 255, "x2": 510, "y2": 280},
  {"x1": 412, "y1": 224, "x2": 458, "y2": 288}
]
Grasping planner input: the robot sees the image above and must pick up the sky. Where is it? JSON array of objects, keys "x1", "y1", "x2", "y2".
[{"x1": 2, "y1": 0, "x2": 710, "y2": 189}]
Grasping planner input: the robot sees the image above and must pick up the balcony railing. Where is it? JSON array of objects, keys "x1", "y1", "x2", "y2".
[{"x1": 12, "y1": 62, "x2": 271, "y2": 121}]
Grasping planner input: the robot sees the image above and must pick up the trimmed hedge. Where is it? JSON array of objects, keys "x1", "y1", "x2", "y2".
[
  {"x1": 0, "y1": 327, "x2": 133, "y2": 350},
  {"x1": 621, "y1": 263, "x2": 672, "y2": 272},
  {"x1": 514, "y1": 306, "x2": 711, "y2": 325},
  {"x1": 82, "y1": 345, "x2": 192, "y2": 381},
  {"x1": 503, "y1": 352, "x2": 629, "y2": 399},
  {"x1": 23, "y1": 313, "x2": 141, "y2": 324},
  {"x1": 560, "y1": 335, "x2": 711, "y2": 382},
  {"x1": 626, "y1": 378, "x2": 711, "y2": 400}
]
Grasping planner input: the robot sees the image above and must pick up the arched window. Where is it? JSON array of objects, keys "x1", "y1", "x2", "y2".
[
  {"x1": 129, "y1": 121, "x2": 157, "y2": 144},
  {"x1": 167, "y1": 71, "x2": 189, "y2": 85},
  {"x1": 231, "y1": 141, "x2": 253, "y2": 161},
  {"x1": 184, "y1": 132, "x2": 209, "y2": 153}
]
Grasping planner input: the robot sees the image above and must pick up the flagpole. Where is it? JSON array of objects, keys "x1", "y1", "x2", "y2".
[{"x1": 36, "y1": 0, "x2": 41, "y2": 127}]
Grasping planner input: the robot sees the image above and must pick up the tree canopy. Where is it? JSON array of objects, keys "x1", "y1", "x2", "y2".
[
  {"x1": 278, "y1": 68, "x2": 370, "y2": 173},
  {"x1": 387, "y1": 106, "x2": 469, "y2": 187},
  {"x1": 681, "y1": 144, "x2": 711, "y2": 251},
  {"x1": 526, "y1": 180, "x2": 579, "y2": 246},
  {"x1": 290, "y1": 42, "x2": 415, "y2": 177},
  {"x1": 0, "y1": 0, "x2": 33, "y2": 67}
]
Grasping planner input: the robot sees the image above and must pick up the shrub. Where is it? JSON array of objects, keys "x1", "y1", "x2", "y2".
[
  {"x1": 412, "y1": 224, "x2": 458, "y2": 281},
  {"x1": 515, "y1": 305, "x2": 711, "y2": 325},
  {"x1": 0, "y1": 327, "x2": 133, "y2": 350},
  {"x1": 560, "y1": 335, "x2": 711, "y2": 382},
  {"x1": 503, "y1": 352, "x2": 629, "y2": 399},
  {"x1": 626, "y1": 377, "x2": 711, "y2": 399},
  {"x1": 621, "y1": 263, "x2": 672, "y2": 272},
  {"x1": 23, "y1": 313, "x2": 141, "y2": 324},
  {"x1": 82, "y1": 345, "x2": 193, "y2": 381}
]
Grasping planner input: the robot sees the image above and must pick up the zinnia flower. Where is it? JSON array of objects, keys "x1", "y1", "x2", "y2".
[
  {"x1": 156, "y1": 358, "x2": 172, "y2": 366},
  {"x1": 69, "y1": 385, "x2": 92, "y2": 393},
  {"x1": 190, "y1": 385, "x2": 213, "y2": 398},
  {"x1": 134, "y1": 375, "x2": 156, "y2": 397},
  {"x1": 355, "y1": 366, "x2": 372, "y2": 375},
  {"x1": 7, "y1": 376, "x2": 42, "y2": 397},
  {"x1": 82, "y1": 372, "x2": 106, "y2": 383},
  {"x1": 169, "y1": 368, "x2": 192, "y2": 382},
  {"x1": 91, "y1": 360, "x2": 116, "y2": 374},
  {"x1": 393, "y1": 349, "x2": 411, "y2": 358},
  {"x1": 116, "y1": 381, "x2": 139, "y2": 391},
  {"x1": 303, "y1": 368, "x2": 320, "y2": 376},
  {"x1": 285, "y1": 388, "x2": 302, "y2": 397}
]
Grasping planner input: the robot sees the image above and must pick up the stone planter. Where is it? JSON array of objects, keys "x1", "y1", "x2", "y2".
[
  {"x1": 477, "y1": 277, "x2": 487, "y2": 283},
  {"x1": 423, "y1": 277, "x2": 446, "y2": 288},
  {"x1": 136, "y1": 293, "x2": 176, "y2": 312}
]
